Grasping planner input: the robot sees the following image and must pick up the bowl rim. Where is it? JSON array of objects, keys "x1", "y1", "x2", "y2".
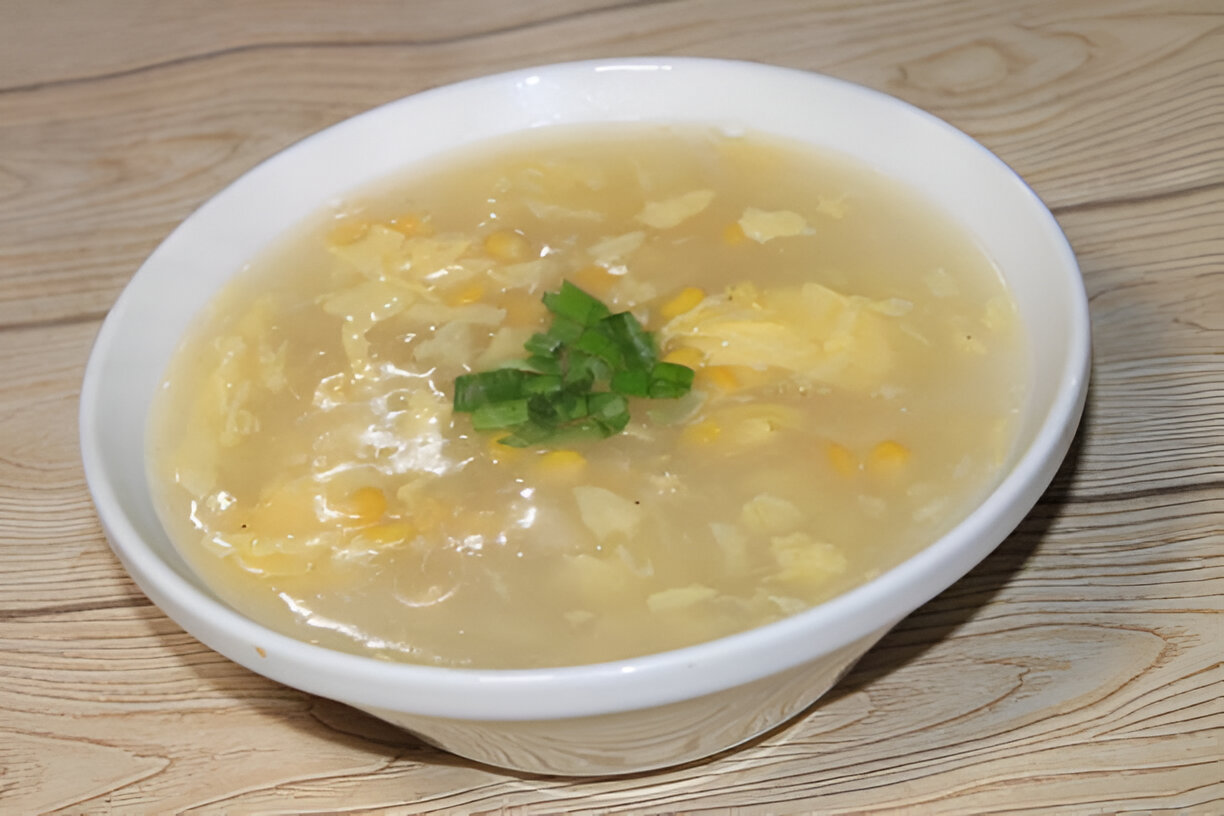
[{"x1": 79, "y1": 56, "x2": 1090, "y2": 722}]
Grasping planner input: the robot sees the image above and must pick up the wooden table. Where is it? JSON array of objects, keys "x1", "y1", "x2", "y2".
[{"x1": 2, "y1": 1, "x2": 1220, "y2": 812}]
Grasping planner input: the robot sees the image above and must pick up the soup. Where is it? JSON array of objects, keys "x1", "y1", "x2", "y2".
[{"x1": 148, "y1": 125, "x2": 1027, "y2": 669}]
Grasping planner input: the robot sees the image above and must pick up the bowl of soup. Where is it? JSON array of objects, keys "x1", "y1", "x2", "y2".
[{"x1": 79, "y1": 57, "x2": 1089, "y2": 775}]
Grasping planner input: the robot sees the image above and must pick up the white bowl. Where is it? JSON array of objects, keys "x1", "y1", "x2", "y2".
[{"x1": 79, "y1": 57, "x2": 1089, "y2": 775}]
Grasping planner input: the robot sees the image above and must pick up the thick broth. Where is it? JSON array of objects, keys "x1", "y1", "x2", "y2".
[{"x1": 149, "y1": 125, "x2": 1027, "y2": 668}]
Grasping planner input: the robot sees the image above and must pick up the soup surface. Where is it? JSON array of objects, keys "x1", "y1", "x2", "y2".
[{"x1": 149, "y1": 125, "x2": 1027, "y2": 669}]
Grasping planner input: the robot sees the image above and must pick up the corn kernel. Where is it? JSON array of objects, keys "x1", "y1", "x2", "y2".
[
  {"x1": 336, "y1": 486, "x2": 387, "y2": 525},
  {"x1": 359, "y1": 520, "x2": 416, "y2": 546},
  {"x1": 662, "y1": 346, "x2": 705, "y2": 369},
  {"x1": 484, "y1": 229, "x2": 531, "y2": 262},
  {"x1": 682, "y1": 418, "x2": 721, "y2": 446},
  {"x1": 659, "y1": 286, "x2": 705, "y2": 319},
  {"x1": 700, "y1": 365, "x2": 741, "y2": 392},
  {"x1": 826, "y1": 442, "x2": 859, "y2": 478},
  {"x1": 498, "y1": 290, "x2": 546, "y2": 328},
  {"x1": 328, "y1": 220, "x2": 369, "y2": 246},
  {"x1": 722, "y1": 222, "x2": 747, "y2": 245},
  {"x1": 385, "y1": 213, "x2": 433, "y2": 236},
  {"x1": 535, "y1": 449, "x2": 586, "y2": 480},
  {"x1": 447, "y1": 281, "x2": 484, "y2": 307},
  {"x1": 570, "y1": 263, "x2": 617, "y2": 298},
  {"x1": 869, "y1": 440, "x2": 910, "y2": 477}
]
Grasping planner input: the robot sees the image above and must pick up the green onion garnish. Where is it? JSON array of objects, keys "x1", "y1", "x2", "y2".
[
  {"x1": 471, "y1": 398, "x2": 531, "y2": 430},
  {"x1": 610, "y1": 368, "x2": 651, "y2": 397},
  {"x1": 648, "y1": 362, "x2": 696, "y2": 399},
  {"x1": 542, "y1": 280, "x2": 611, "y2": 326},
  {"x1": 452, "y1": 281, "x2": 695, "y2": 447}
]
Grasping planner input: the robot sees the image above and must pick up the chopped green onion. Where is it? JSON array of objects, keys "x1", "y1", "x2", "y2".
[
  {"x1": 589, "y1": 392, "x2": 631, "y2": 433},
  {"x1": 575, "y1": 329, "x2": 624, "y2": 367},
  {"x1": 651, "y1": 361, "x2": 695, "y2": 386},
  {"x1": 498, "y1": 420, "x2": 556, "y2": 448},
  {"x1": 649, "y1": 361, "x2": 696, "y2": 399},
  {"x1": 569, "y1": 418, "x2": 610, "y2": 439},
  {"x1": 602, "y1": 311, "x2": 657, "y2": 370},
  {"x1": 453, "y1": 368, "x2": 530, "y2": 411},
  {"x1": 611, "y1": 368, "x2": 651, "y2": 397},
  {"x1": 524, "y1": 374, "x2": 564, "y2": 395},
  {"x1": 649, "y1": 381, "x2": 690, "y2": 399},
  {"x1": 524, "y1": 332, "x2": 563, "y2": 357},
  {"x1": 453, "y1": 281, "x2": 695, "y2": 447},
  {"x1": 554, "y1": 392, "x2": 590, "y2": 421},
  {"x1": 472, "y1": 398, "x2": 530, "y2": 430},
  {"x1": 562, "y1": 351, "x2": 597, "y2": 391},
  {"x1": 543, "y1": 281, "x2": 610, "y2": 326},
  {"x1": 523, "y1": 355, "x2": 562, "y2": 375},
  {"x1": 547, "y1": 315, "x2": 585, "y2": 344}
]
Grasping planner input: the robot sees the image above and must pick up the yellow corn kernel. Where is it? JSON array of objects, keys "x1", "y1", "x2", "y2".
[
  {"x1": 496, "y1": 289, "x2": 544, "y2": 328},
  {"x1": 447, "y1": 281, "x2": 485, "y2": 307},
  {"x1": 869, "y1": 440, "x2": 910, "y2": 477},
  {"x1": 700, "y1": 365, "x2": 741, "y2": 392},
  {"x1": 385, "y1": 213, "x2": 433, "y2": 236},
  {"x1": 722, "y1": 222, "x2": 747, "y2": 245},
  {"x1": 336, "y1": 486, "x2": 387, "y2": 525},
  {"x1": 483, "y1": 229, "x2": 531, "y2": 262},
  {"x1": 682, "y1": 418, "x2": 721, "y2": 446},
  {"x1": 570, "y1": 263, "x2": 617, "y2": 298},
  {"x1": 358, "y1": 520, "x2": 417, "y2": 546},
  {"x1": 659, "y1": 286, "x2": 705, "y2": 319},
  {"x1": 662, "y1": 346, "x2": 705, "y2": 369},
  {"x1": 826, "y1": 442, "x2": 859, "y2": 478},
  {"x1": 328, "y1": 220, "x2": 369, "y2": 246},
  {"x1": 535, "y1": 449, "x2": 587, "y2": 480}
]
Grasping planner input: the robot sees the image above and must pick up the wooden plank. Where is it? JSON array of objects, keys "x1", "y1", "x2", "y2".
[
  {"x1": 1, "y1": 0, "x2": 1220, "y2": 326},
  {"x1": 0, "y1": 0, "x2": 1220, "y2": 811}
]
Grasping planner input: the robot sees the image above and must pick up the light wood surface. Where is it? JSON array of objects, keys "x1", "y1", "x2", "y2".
[{"x1": 2, "y1": 0, "x2": 1221, "y2": 812}]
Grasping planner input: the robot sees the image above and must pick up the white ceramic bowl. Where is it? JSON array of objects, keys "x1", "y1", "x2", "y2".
[{"x1": 79, "y1": 57, "x2": 1089, "y2": 775}]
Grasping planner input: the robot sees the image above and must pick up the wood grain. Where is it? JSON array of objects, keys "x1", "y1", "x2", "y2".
[{"x1": 1, "y1": 0, "x2": 1220, "y2": 812}]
